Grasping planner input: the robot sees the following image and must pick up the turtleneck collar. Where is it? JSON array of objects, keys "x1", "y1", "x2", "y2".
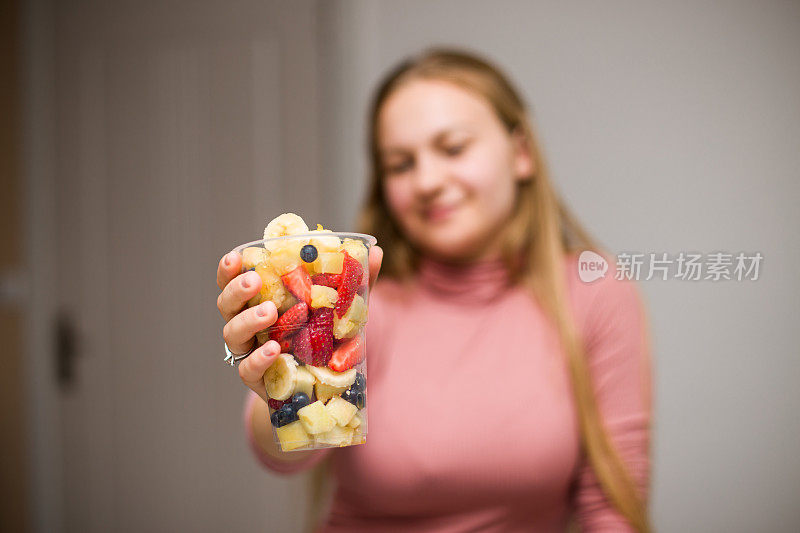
[{"x1": 416, "y1": 256, "x2": 513, "y2": 305}]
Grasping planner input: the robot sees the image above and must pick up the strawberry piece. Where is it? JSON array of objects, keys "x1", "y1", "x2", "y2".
[
  {"x1": 292, "y1": 327, "x2": 313, "y2": 364},
  {"x1": 335, "y1": 252, "x2": 363, "y2": 318},
  {"x1": 281, "y1": 266, "x2": 313, "y2": 304},
  {"x1": 308, "y1": 307, "x2": 334, "y2": 366},
  {"x1": 328, "y1": 335, "x2": 364, "y2": 372},
  {"x1": 311, "y1": 273, "x2": 342, "y2": 289},
  {"x1": 268, "y1": 398, "x2": 289, "y2": 410},
  {"x1": 269, "y1": 302, "x2": 308, "y2": 342},
  {"x1": 271, "y1": 335, "x2": 292, "y2": 353}
]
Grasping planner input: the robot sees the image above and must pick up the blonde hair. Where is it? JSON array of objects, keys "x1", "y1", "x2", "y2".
[{"x1": 311, "y1": 48, "x2": 650, "y2": 532}]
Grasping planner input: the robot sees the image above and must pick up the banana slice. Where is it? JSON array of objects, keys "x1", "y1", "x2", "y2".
[
  {"x1": 306, "y1": 365, "x2": 356, "y2": 388},
  {"x1": 264, "y1": 354, "x2": 298, "y2": 400},
  {"x1": 315, "y1": 382, "x2": 348, "y2": 404},
  {"x1": 264, "y1": 213, "x2": 309, "y2": 252},
  {"x1": 293, "y1": 365, "x2": 316, "y2": 397}
]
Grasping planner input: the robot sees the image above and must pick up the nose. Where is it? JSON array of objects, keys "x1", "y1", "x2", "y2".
[{"x1": 411, "y1": 152, "x2": 447, "y2": 197}]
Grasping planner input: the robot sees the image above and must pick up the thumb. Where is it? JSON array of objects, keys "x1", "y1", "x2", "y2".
[
  {"x1": 368, "y1": 245, "x2": 383, "y2": 289},
  {"x1": 238, "y1": 340, "x2": 281, "y2": 402}
]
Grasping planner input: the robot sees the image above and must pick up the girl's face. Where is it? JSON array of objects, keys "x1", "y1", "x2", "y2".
[{"x1": 378, "y1": 79, "x2": 533, "y2": 263}]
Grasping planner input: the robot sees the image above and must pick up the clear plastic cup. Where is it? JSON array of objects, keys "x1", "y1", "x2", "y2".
[{"x1": 234, "y1": 232, "x2": 376, "y2": 451}]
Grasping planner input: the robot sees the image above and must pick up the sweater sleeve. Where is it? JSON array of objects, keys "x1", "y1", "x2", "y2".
[
  {"x1": 243, "y1": 391, "x2": 332, "y2": 475},
  {"x1": 571, "y1": 273, "x2": 653, "y2": 531}
]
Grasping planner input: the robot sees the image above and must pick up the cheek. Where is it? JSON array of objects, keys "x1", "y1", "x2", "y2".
[
  {"x1": 457, "y1": 145, "x2": 516, "y2": 212},
  {"x1": 383, "y1": 180, "x2": 414, "y2": 222}
]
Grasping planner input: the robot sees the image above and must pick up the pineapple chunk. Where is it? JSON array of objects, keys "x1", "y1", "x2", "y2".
[
  {"x1": 309, "y1": 227, "x2": 341, "y2": 253},
  {"x1": 315, "y1": 424, "x2": 354, "y2": 447},
  {"x1": 347, "y1": 294, "x2": 368, "y2": 323},
  {"x1": 275, "y1": 420, "x2": 312, "y2": 451},
  {"x1": 242, "y1": 247, "x2": 267, "y2": 270},
  {"x1": 250, "y1": 262, "x2": 289, "y2": 309},
  {"x1": 315, "y1": 382, "x2": 348, "y2": 404},
  {"x1": 277, "y1": 294, "x2": 298, "y2": 313},
  {"x1": 341, "y1": 238, "x2": 368, "y2": 265},
  {"x1": 325, "y1": 396, "x2": 358, "y2": 427},
  {"x1": 255, "y1": 329, "x2": 270, "y2": 346},
  {"x1": 293, "y1": 366, "x2": 315, "y2": 397},
  {"x1": 333, "y1": 295, "x2": 367, "y2": 339},
  {"x1": 255, "y1": 262, "x2": 280, "y2": 284},
  {"x1": 297, "y1": 400, "x2": 336, "y2": 434},
  {"x1": 268, "y1": 240, "x2": 304, "y2": 275},
  {"x1": 333, "y1": 316, "x2": 357, "y2": 340},
  {"x1": 310, "y1": 285, "x2": 338, "y2": 309},
  {"x1": 346, "y1": 412, "x2": 363, "y2": 429},
  {"x1": 313, "y1": 252, "x2": 344, "y2": 275}
]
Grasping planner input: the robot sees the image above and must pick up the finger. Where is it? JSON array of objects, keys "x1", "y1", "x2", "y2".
[
  {"x1": 223, "y1": 301, "x2": 278, "y2": 354},
  {"x1": 217, "y1": 251, "x2": 243, "y2": 291},
  {"x1": 217, "y1": 270, "x2": 263, "y2": 321},
  {"x1": 239, "y1": 340, "x2": 282, "y2": 401},
  {"x1": 368, "y1": 245, "x2": 383, "y2": 289}
]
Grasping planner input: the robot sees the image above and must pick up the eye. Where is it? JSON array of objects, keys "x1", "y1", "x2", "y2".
[
  {"x1": 442, "y1": 141, "x2": 469, "y2": 157},
  {"x1": 384, "y1": 158, "x2": 413, "y2": 175}
]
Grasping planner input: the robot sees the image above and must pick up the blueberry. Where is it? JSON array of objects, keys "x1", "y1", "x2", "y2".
[
  {"x1": 270, "y1": 404, "x2": 298, "y2": 427},
  {"x1": 300, "y1": 244, "x2": 318, "y2": 263},
  {"x1": 342, "y1": 388, "x2": 366, "y2": 410},
  {"x1": 352, "y1": 373, "x2": 366, "y2": 392},
  {"x1": 341, "y1": 388, "x2": 356, "y2": 405},
  {"x1": 291, "y1": 392, "x2": 311, "y2": 411},
  {"x1": 354, "y1": 391, "x2": 366, "y2": 410}
]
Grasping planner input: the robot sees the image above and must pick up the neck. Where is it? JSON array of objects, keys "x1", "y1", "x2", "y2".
[{"x1": 416, "y1": 255, "x2": 513, "y2": 305}]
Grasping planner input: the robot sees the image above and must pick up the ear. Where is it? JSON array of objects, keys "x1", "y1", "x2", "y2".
[{"x1": 510, "y1": 128, "x2": 535, "y2": 182}]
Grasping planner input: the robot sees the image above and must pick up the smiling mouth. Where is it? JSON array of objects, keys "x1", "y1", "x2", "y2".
[{"x1": 422, "y1": 203, "x2": 460, "y2": 222}]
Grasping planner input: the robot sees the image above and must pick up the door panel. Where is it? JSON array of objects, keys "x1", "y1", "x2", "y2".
[{"x1": 53, "y1": 2, "x2": 319, "y2": 531}]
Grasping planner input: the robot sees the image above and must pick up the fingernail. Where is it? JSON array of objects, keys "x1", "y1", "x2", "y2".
[
  {"x1": 247, "y1": 271, "x2": 262, "y2": 289},
  {"x1": 265, "y1": 340, "x2": 280, "y2": 354},
  {"x1": 224, "y1": 253, "x2": 232, "y2": 266},
  {"x1": 241, "y1": 275, "x2": 250, "y2": 288},
  {"x1": 256, "y1": 302, "x2": 270, "y2": 317}
]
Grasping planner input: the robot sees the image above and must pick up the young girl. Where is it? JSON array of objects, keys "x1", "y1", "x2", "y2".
[{"x1": 216, "y1": 49, "x2": 652, "y2": 532}]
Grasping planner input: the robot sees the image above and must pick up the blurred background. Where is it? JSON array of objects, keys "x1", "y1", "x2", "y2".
[{"x1": 2, "y1": 0, "x2": 799, "y2": 531}]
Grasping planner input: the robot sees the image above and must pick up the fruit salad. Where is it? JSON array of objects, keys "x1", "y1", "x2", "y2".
[{"x1": 237, "y1": 213, "x2": 374, "y2": 451}]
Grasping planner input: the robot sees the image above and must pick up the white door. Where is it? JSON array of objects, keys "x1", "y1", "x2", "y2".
[{"x1": 50, "y1": 1, "x2": 322, "y2": 531}]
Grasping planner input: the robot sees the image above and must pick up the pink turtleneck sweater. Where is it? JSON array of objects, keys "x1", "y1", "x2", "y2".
[{"x1": 244, "y1": 253, "x2": 651, "y2": 532}]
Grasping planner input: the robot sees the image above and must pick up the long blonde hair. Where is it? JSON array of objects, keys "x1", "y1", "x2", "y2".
[{"x1": 308, "y1": 48, "x2": 650, "y2": 532}]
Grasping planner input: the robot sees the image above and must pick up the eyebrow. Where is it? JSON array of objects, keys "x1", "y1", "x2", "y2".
[{"x1": 379, "y1": 124, "x2": 474, "y2": 157}]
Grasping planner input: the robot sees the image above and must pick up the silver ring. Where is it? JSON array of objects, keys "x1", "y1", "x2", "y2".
[{"x1": 223, "y1": 342, "x2": 256, "y2": 367}]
